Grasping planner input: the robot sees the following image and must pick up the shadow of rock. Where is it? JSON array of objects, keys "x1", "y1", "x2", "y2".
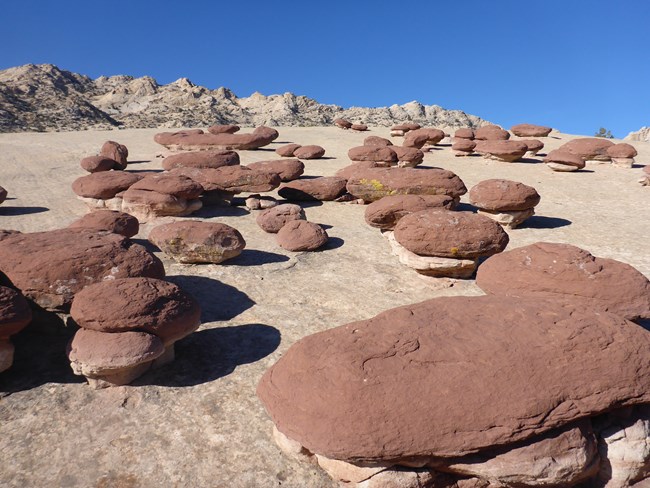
[
  {"x1": 126, "y1": 160, "x2": 151, "y2": 164},
  {"x1": 166, "y1": 275, "x2": 255, "y2": 322},
  {"x1": 517, "y1": 157, "x2": 542, "y2": 164},
  {"x1": 455, "y1": 202, "x2": 478, "y2": 213},
  {"x1": 131, "y1": 238, "x2": 159, "y2": 253},
  {"x1": 141, "y1": 323, "x2": 281, "y2": 387},
  {"x1": 223, "y1": 249, "x2": 289, "y2": 267},
  {"x1": 521, "y1": 215, "x2": 572, "y2": 229},
  {"x1": 320, "y1": 236, "x2": 344, "y2": 251},
  {"x1": 193, "y1": 205, "x2": 249, "y2": 218},
  {"x1": 128, "y1": 169, "x2": 164, "y2": 174},
  {"x1": 636, "y1": 319, "x2": 650, "y2": 331},
  {"x1": 0, "y1": 206, "x2": 49, "y2": 216}
]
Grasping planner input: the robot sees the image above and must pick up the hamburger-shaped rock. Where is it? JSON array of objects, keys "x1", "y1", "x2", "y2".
[
  {"x1": 476, "y1": 242, "x2": 650, "y2": 322},
  {"x1": 469, "y1": 179, "x2": 541, "y2": 228},
  {"x1": 451, "y1": 138, "x2": 476, "y2": 157},
  {"x1": 68, "y1": 277, "x2": 201, "y2": 388},
  {"x1": 68, "y1": 209, "x2": 140, "y2": 238},
  {"x1": 474, "y1": 140, "x2": 528, "y2": 162},
  {"x1": 257, "y1": 295, "x2": 650, "y2": 487},
  {"x1": 72, "y1": 171, "x2": 143, "y2": 210},
  {"x1": 0, "y1": 286, "x2": 32, "y2": 373},
  {"x1": 390, "y1": 209, "x2": 509, "y2": 278},
  {"x1": 161, "y1": 150, "x2": 240, "y2": 171},
  {"x1": 454, "y1": 128, "x2": 475, "y2": 140},
  {"x1": 607, "y1": 143, "x2": 638, "y2": 168},
  {"x1": 348, "y1": 146, "x2": 398, "y2": 165},
  {"x1": 364, "y1": 194, "x2": 456, "y2": 231},
  {"x1": 402, "y1": 128, "x2": 445, "y2": 149},
  {"x1": 520, "y1": 139, "x2": 544, "y2": 156},
  {"x1": 559, "y1": 138, "x2": 614, "y2": 163},
  {"x1": 253, "y1": 126, "x2": 280, "y2": 145},
  {"x1": 390, "y1": 123, "x2": 421, "y2": 137},
  {"x1": 474, "y1": 125, "x2": 510, "y2": 141},
  {"x1": 121, "y1": 173, "x2": 204, "y2": 222},
  {"x1": 276, "y1": 220, "x2": 328, "y2": 252},
  {"x1": 148, "y1": 221, "x2": 245, "y2": 264},
  {"x1": 510, "y1": 123, "x2": 553, "y2": 137},
  {"x1": 543, "y1": 150, "x2": 586, "y2": 172}
]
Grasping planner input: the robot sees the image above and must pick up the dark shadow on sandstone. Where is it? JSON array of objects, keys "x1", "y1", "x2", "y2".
[
  {"x1": 223, "y1": 249, "x2": 289, "y2": 266},
  {"x1": 319, "y1": 236, "x2": 344, "y2": 251},
  {"x1": 0, "y1": 206, "x2": 49, "y2": 216},
  {"x1": 521, "y1": 215, "x2": 572, "y2": 229},
  {"x1": 141, "y1": 323, "x2": 281, "y2": 387},
  {"x1": 193, "y1": 205, "x2": 249, "y2": 218},
  {"x1": 166, "y1": 275, "x2": 255, "y2": 322},
  {"x1": 455, "y1": 202, "x2": 478, "y2": 213},
  {"x1": 125, "y1": 160, "x2": 151, "y2": 164}
]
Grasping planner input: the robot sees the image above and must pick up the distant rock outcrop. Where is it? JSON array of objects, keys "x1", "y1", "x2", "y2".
[
  {"x1": 0, "y1": 64, "x2": 488, "y2": 132},
  {"x1": 625, "y1": 126, "x2": 650, "y2": 142}
]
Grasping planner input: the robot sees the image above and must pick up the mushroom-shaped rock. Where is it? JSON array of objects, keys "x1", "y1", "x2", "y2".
[
  {"x1": 72, "y1": 171, "x2": 144, "y2": 210},
  {"x1": 607, "y1": 143, "x2": 638, "y2": 168},
  {"x1": 148, "y1": 221, "x2": 245, "y2": 264},
  {"x1": 121, "y1": 173, "x2": 204, "y2": 221},
  {"x1": 67, "y1": 329, "x2": 164, "y2": 389},
  {"x1": 207, "y1": 124, "x2": 240, "y2": 134},
  {"x1": 0, "y1": 229, "x2": 165, "y2": 312},
  {"x1": 278, "y1": 177, "x2": 347, "y2": 201},
  {"x1": 351, "y1": 124, "x2": 368, "y2": 132},
  {"x1": 161, "y1": 150, "x2": 240, "y2": 171},
  {"x1": 346, "y1": 167, "x2": 467, "y2": 203},
  {"x1": 364, "y1": 136, "x2": 393, "y2": 147},
  {"x1": 68, "y1": 210, "x2": 140, "y2": 238},
  {"x1": 0, "y1": 286, "x2": 32, "y2": 372},
  {"x1": 253, "y1": 126, "x2": 280, "y2": 144},
  {"x1": 70, "y1": 277, "x2": 201, "y2": 365},
  {"x1": 348, "y1": 146, "x2": 398, "y2": 164},
  {"x1": 276, "y1": 220, "x2": 328, "y2": 252},
  {"x1": 275, "y1": 143, "x2": 302, "y2": 157},
  {"x1": 403, "y1": 128, "x2": 445, "y2": 148},
  {"x1": 474, "y1": 125, "x2": 510, "y2": 141},
  {"x1": 475, "y1": 242, "x2": 650, "y2": 321},
  {"x1": 171, "y1": 166, "x2": 281, "y2": 194},
  {"x1": 154, "y1": 131, "x2": 273, "y2": 151},
  {"x1": 257, "y1": 295, "x2": 650, "y2": 482},
  {"x1": 256, "y1": 204, "x2": 306, "y2": 233},
  {"x1": 559, "y1": 138, "x2": 614, "y2": 162},
  {"x1": 474, "y1": 140, "x2": 528, "y2": 162},
  {"x1": 520, "y1": 139, "x2": 544, "y2": 156},
  {"x1": 0, "y1": 186, "x2": 7, "y2": 205},
  {"x1": 543, "y1": 150, "x2": 586, "y2": 172},
  {"x1": 510, "y1": 124, "x2": 553, "y2": 137},
  {"x1": 293, "y1": 145, "x2": 325, "y2": 160},
  {"x1": 469, "y1": 179, "x2": 540, "y2": 228},
  {"x1": 100, "y1": 141, "x2": 128, "y2": 170},
  {"x1": 246, "y1": 159, "x2": 304, "y2": 182},
  {"x1": 80, "y1": 155, "x2": 116, "y2": 173},
  {"x1": 364, "y1": 194, "x2": 456, "y2": 230},
  {"x1": 334, "y1": 118, "x2": 353, "y2": 129},
  {"x1": 452, "y1": 139, "x2": 477, "y2": 156},
  {"x1": 391, "y1": 146, "x2": 424, "y2": 167},
  {"x1": 454, "y1": 128, "x2": 475, "y2": 140}
]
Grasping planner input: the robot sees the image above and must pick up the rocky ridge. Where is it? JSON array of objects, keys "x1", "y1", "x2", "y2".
[
  {"x1": 0, "y1": 64, "x2": 487, "y2": 132},
  {"x1": 625, "y1": 126, "x2": 650, "y2": 142}
]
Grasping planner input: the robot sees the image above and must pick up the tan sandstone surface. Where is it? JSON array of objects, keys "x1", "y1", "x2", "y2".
[{"x1": 0, "y1": 126, "x2": 648, "y2": 487}]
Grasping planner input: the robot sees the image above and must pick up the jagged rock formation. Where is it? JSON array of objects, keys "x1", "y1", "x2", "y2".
[
  {"x1": 625, "y1": 126, "x2": 650, "y2": 142},
  {"x1": 0, "y1": 64, "x2": 488, "y2": 132}
]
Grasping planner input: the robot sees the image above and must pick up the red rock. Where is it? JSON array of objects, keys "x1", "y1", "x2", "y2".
[
  {"x1": 334, "y1": 119, "x2": 353, "y2": 129},
  {"x1": 392, "y1": 146, "x2": 424, "y2": 166},
  {"x1": 170, "y1": 166, "x2": 281, "y2": 193},
  {"x1": 207, "y1": 124, "x2": 240, "y2": 134},
  {"x1": 476, "y1": 242, "x2": 650, "y2": 321},
  {"x1": 68, "y1": 210, "x2": 140, "y2": 238},
  {"x1": 293, "y1": 145, "x2": 325, "y2": 160},
  {"x1": 454, "y1": 128, "x2": 475, "y2": 140},
  {"x1": 276, "y1": 221, "x2": 328, "y2": 251},
  {"x1": 161, "y1": 150, "x2": 240, "y2": 170},
  {"x1": 128, "y1": 173, "x2": 204, "y2": 200},
  {"x1": 351, "y1": 124, "x2": 368, "y2": 131},
  {"x1": 394, "y1": 209, "x2": 509, "y2": 258},
  {"x1": 519, "y1": 139, "x2": 544, "y2": 154},
  {"x1": 543, "y1": 150, "x2": 586, "y2": 170},
  {"x1": 278, "y1": 177, "x2": 347, "y2": 201},
  {"x1": 100, "y1": 141, "x2": 128, "y2": 170},
  {"x1": 275, "y1": 144, "x2": 302, "y2": 157},
  {"x1": 364, "y1": 136, "x2": 393, "y2": 147},
  {"x1": 148, "y1": 221, "x2": 245, "y2": 264},
  {"x1": 154, "y1": 131, "x2": 272, "y2": 150},
  {"x1": 348, "y1": 146, "x2": 397, "y2": 163},
  {"x1": 559, "y1": 138, "x2": 614, "y2": 161},
  {"x1": 364, "y1": 194, "x2": 456, "y2": 230},
  {"x1": 474, "y1": 125, "x2": 510, "y2": 141},
  {"x1": 403, "y1": 128, "x2": 445, "y2": 148},
  {"x1": 246, "y1": 159, "x2": 304, "y2": 182},
  {"x1": 474, "y1": 140, "x2": 528, "y2": 162},
  {"x1": 257, "y1": 295, "x2": 650, "y2": 461},
  {"x1": 72, "y1": 172, "x2": 143, "y2": 199},
  {"x1": 0, "y1": 229, "x2": 165, "y2": 312},
  {"x1": 452, "y1": 139, "x2": 477, "y2": 153},
  {"x1": 253, "y1": 126, "x2": 280, "y2": 144},
  {"x1": 80, "y1": 155, "x2": 116, "y2": 173},
  {"x1": 154, "y1": 129, "x2": 204, "y2": 145},
  {"x1": 510, "y1": 124, "x2": 553, "y2": 137},
  {"x1": 469, "y1": 179, "x2": 540, "y2": 211},
  {"x1": 607, "y1": 143, "x2": 638, "y2": 159},
  {"x1": 0, "y1": 286, "x2": 32, "y2": 340},
  {"x1": 256, "y1": 204, "x2": 306, "y2": 233}
]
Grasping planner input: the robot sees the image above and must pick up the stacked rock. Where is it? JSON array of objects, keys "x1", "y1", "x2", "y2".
[
  {"x1": 68, "y1": 277, "x2": 201, "y2": 388},
  {"x1": 390, "y1": 123, "x2": 420, "y2": 137},
  {"x1": 161, "y1": 150, "x2": 240, "y2": 171},
  {"x1": 454, "y1": 128, "x2": 475, "y2": 140},
  {"x1": 520, "y1": 139, "x2": 544, "y2": 156},
  {"x1": 0, "y1": 286, "x2": 32, "y2": 372},
  {"x1": 474, "y1": 140, "x2": 528, "y2": 162},
  {"x1": 148, "y1": 221, "x2": 245, "y2": 264},
  {"x1": 257, "y1": 295, "x2": 650, "y2": 487},
  {"x1": 388, "y1": 209, "x2": 509, "y2": 278},
  {"x1": 510, "y1": 123, "x2": 553, "y2": 137},
  {"x1": 256, "y1": 204, "x2": 306, "y2": 233},
  {"x1": 80, "y1": 155, "x2": 119, "y2": 173},
  {"x1": 364, "y1": 194, "x2": 456, "y2": 231},
  {"x1": 543, "y1": 149, "x2": 585, "y2": 172},
  {"x1": 68, "y1": 209, "x2": 139, "y2": 238},
  {"x1": 334, "y1": 118, "x2": 353, "y2": 129},
  {"x1": 72, "y1": 171, "x2": 143, "y2": 210},
  {"x1": 607, "y1": 143, "x2": 638, "y2": 168},
  {"x1": 469, "y1": 179, "x2": 541, "y2": 228},
  {"x1": 451, "y1": 138, "x2": 476, "y2": 157},
  {"x1": 348, "y1": 144, "x2": 424, "y2": 168},
  {"x1": 558, "y1": 138, "x2": 614, "y2": 164},
  {"x1": 154, "y1": 128, "x2": 274, "y2": 151}
]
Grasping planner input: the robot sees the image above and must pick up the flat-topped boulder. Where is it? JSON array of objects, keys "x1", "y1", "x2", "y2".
[
  {"x1": 510, "y1": 124, "x2": 553, "y2": 137},
  {"x1": 334, "y1": 161, "x2": 382, "y2": 181},
  {"x1": 72, "y1": 171, "x2": 144, "y2": 210},
  {"x1": 363, "y1": 136, "x2": 393, "y2": 147},
  {"x1": 474, "y1": 140, "x2": 528, "y2": 162},
  {"x1": 275, "y1": 143, "x2": 302, "y2": 157},
  {"x1": 520, "y1": 139, "x2": 544, "y2": 155},
  {"x1": 278, "y1": 177, "x2": 347, "y2": 201},
  {"x1": 364, "y1": 194, "x2": 456, "y2": 230},
  {"x1": 154, "y1": 131, "x2": 273, "y2": 151},
  {"x1": 476, "y1": 242, "x2": 650, "y2": 321},
  {"x1": 559, "y1": 138, "x2": 614, "y2": 161},
  {"x1": 100, "y1": 141, "x2": 128, "y2": 170},
  {"x1": 454, "y1": 128, "x2": 475, "y2": 140},
  {"x1": 544, "y1": 149, "x2": 586, "y2": 171},
  {"x1": 257, "y1": 295, "x2": 650, "y2": 463},
  {"x1": 161, "y1": 150, "x2": 240, "y2": 170},
  {"x1": 148, "y1": 220, "x2": 245, "y2": 264},
  {"x1": 256, "y1": 204, "x2": 306, "y2": 233},
  {"x1": 80, "y1": 155, "x2": 116, "y2": 173},
  {"x1": 293, "y1": 145, "x2": 325, "y2": 160},
  {"x1": 0, "y1": 228, "x2": 164, "y2": 312},
  {"x1": 0, "y1": 286, "x2": 32, "y2": 373},
  {"x1": 348, "y1": 146, "x2": 398, "y2": 164},
  {"x1": 246, "y1": 159, "x2": 304, "y2": 182},
  {"x1": 469, "y1": 179, "x2": 540, "y2": 228},
  {"x1": 346, "y1": 167, "x2": 467, "y2": 203},
  {"x1": 276, "y1": 220, "x2": 328, "y2": 252},
  {"x1": 607, "y1": 143, "x2": 638, "y2": 168},
  {"x1": 170, "y1": 166, "x2": 281, "y2": 194},
  {"x1": 207, "y1": 124, "x2": 239, "y2": 134},
  {"x1": 68, "y1": 210, "x2": 139, "y2": 238},
  {"x1": 474, "y1": 125, "x2": 510, "y2": 140}
]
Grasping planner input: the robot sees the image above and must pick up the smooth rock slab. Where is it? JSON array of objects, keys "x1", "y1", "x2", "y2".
[{"x1": 257, "y1": 295, "x2": 650, "y2": 462}]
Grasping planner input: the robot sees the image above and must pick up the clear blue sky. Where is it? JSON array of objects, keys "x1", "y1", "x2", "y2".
[{"x1": 2, "y1": 0, "x2": 649, "y2": 137}]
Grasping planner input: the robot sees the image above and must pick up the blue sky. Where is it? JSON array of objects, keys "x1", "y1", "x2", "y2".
[{"x1": 2, "y1": 0, "x2": 649, "y2": 137}]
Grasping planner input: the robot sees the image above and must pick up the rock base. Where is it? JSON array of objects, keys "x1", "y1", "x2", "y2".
[
  {"x1": 477, "y1": 208, "x2": 535, "y2": 229},
  {"x1": 78, "y1": 196, "x2": 123, "y2": 211},
  {"x1": 546, "y1": 162, "x2": 581, "y2": 172},
  {"x1": 611, "y1": 157, "x2": 635, "y2": 169},
  {"x1": 72, "y1": 360, "x2": 155, "y2": 389},
  {"x1": 121, "y1": 198, "x2": 203, "y2": 223},
  {"x1": 453, "y1": 151, "x2": 474, "y2": 157}
]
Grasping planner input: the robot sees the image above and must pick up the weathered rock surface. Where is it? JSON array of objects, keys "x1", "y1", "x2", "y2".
[
  {"x1": 474, "y1": 140, "x2": 528, "y2": 162},
  {"x1": 148, "y1": 221, "x2": 245, "y2": 264},
  {"x1": 348, "y1": 146, "x2": 398, "y2": 163},
  {"x1": 170, "y1": 165, "x2": 281, "y2": 194},
  {"x1": 154, "y1": 131, "x2": 273, "y2": 151},
  {"x1": 256, "y1": 204, "x2": 306, "y2": 233},
  {"x1": 276, "y1": 220, "x2": 328, "y2": 252},
  {"x1": 364, "y1": 194, "x2": 456, "y2": 230},
  {"x1": 474, "y1": 125, "x2": 510, "y2": 141},
  {"x1": 559, "y1": 138, "x2": 614, "y2": 161},
  {"x1": 278, "y1": 177, "x2": 347, "y2": 201},
  {"x1": 275, "y1": 143, "x2": 302, "y2": 157},
  {"x1": 452, "y1": 139, "x2": 476, "y2": 155},
  {"x1": 72, "y1": 171, "x2": 143, "y2": 199},
  {"x1": 68, "y1": 209, "x2": 140, "y2": 238},
  {"x1": 476, "y1": 242, "x2": 650, "y2": 321},
  {"x1": 100, "y1": 141, "x2": 128, "y2": 170},
  {"x1": 363, "y1": 136, "x2": 392, "y2": 147},
  {"x1": 246, "y1": 159, "x2": 304, "y2": 182},
  {"x1": 544, "y1": 149, "x2": 586, "y2": 171},
  {"x1": 469, "y1": 179, "x2": 540, "y2": 211},
  {"x1": 0, "y1": 228, "x2": 165, "y2": 311},
  {"x1": 207, "y1": 124, "x2": 240, "y2": 134},
  {"x1": 161, "y1": 150, "x2": 240, "y2": 170},
  {"x1": 293, "y1": 145, "x2": 325, "y2": 160},
  {"x1": 257, "y1": 295, "x2": 650, "y2": 462},
  {"x1": 510, "y1": 123, "x2": 553, "y2": 137}
]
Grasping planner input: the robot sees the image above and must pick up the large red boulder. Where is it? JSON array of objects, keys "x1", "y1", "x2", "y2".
[
  {"x1": 161, "y1": 150, "x2": 240, "y2": 170},
  {"x1": 558, "y1": 138, "x2": 614, "y2": 161},
  {"x1": 364, "y1": 194, "x2": 456, "y2": 230},
  {"x1": 278, "y1": 177, "x2": 347, "y2": 201},
  {"x1": 510, "y1": 124, "x2": 553, "y2": 137},
  {"x1": 474, "y1": 125, "x2": 510, "y2": 141},
  {"x1": 246, "y1": 159, "x2": 304, "y2": 182}
]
